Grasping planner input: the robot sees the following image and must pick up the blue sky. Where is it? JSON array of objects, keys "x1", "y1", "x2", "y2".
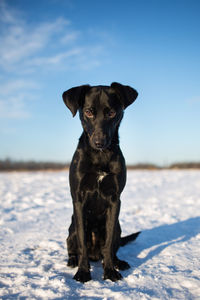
[{"x1": 0, "y1": 0, "x2": 200, "y2": 165}]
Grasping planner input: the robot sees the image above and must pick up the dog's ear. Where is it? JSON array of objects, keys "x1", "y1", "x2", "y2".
[
  {"x1": 62, "y1": 85, "x2": 91, "y2": 117},
  {"x1": 111, "y1": 82, "x2": 138, "y2": 109}
]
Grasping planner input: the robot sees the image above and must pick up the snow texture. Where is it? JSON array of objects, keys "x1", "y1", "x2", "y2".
[{"x1": 0, "y1": 170, "x2": 200, "y2": 299}]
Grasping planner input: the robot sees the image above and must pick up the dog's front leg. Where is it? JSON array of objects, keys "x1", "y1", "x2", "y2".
[
  {"x1": 102, "y1": 200, "x2": 122, "y2": 281},
  {"x1": 73, "y1": 201, "x2": 91, "y2": 283}
]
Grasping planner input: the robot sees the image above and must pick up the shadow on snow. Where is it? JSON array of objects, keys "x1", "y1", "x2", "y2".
[{"x1": 120, "y1": 216, "x2": 200, "y2": 270}]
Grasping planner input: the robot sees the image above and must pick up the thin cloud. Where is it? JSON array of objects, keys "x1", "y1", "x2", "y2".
[
  {"x1": 0, "y1": 95, "x2": 30, "y2": 119},
  {"x1": 0, "y1": 1, "x2": 108, "y2": 119},
  {"x1": 61, "y1": 31, "x2": 80, "y2": 44},
  {"x1": 0, "y1": 79, "x2": 39, "y2": 96},
  {"x1": 0, "y1": 79, "x2": 40, "y2": 119},
  {"x1": 26, "y1": 48, "x2": 83, "y2": 68},
  {"x1": 0, "y1": 16, "x2": 71, "y2": 71},
  {"x1": 0, "y1": 0, "x2": 22, "y2": 25},
  {"x1": 187, "y1": 96, "x2": 200, "y2": 105},
  {"x1": 0, "y1": 2, "x2": 104, "y2": 73}
]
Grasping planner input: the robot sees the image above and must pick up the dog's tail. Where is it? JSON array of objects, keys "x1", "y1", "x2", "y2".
[{"x1": 120, "y1": 231, "x2": 141, "y2": 247}]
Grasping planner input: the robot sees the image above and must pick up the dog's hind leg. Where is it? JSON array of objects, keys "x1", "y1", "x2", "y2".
[
  {"x1": 113, "y1": 221, "x2": 130, "y2": 270},
  {"x1": 114, "y1": 255, "x2": 130, "y2": 270},
  {"x1": 67, "y1": 217, "x2": 78, "y2": 268},
  {"x1": 67, "y1": 238, "x2": 78, "y2": 267}
]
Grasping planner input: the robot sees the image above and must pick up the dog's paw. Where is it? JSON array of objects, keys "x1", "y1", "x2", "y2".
[
  {"x1": 68, "y1": 256, "x2": 78, "y2": 268},
  {"x1": 73, "y1": 269, "x2": 91, "y2": 283},
  {"x1": 114, "y1": 259, "x2": 130, "y2": 270},
  {"x1": 103, "y1": 268, "x2": 122, "y2": 281}
]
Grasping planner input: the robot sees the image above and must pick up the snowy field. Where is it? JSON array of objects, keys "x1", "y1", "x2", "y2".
[{"x1": 0, "y1": 170, "x2": 200, "y2": 299}]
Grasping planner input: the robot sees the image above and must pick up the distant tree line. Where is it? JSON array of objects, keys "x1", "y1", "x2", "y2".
[
  {"x1": 0, "y1": 159, "x2": 69, "y2": 171},
  {"x1": 128, "y1": 162, "x2": 200, "y2": 170},
  {"x1": 0, "y1": 159, "x2": 200, "y2": 171},
  {"x1": 169, "y1": 162, "x2": 200, "y2": 169},
  {"x1": 127, "y1": 163, "x2": 161, "y2": 170}
]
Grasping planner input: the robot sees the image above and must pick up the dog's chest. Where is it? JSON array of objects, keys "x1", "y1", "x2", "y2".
[
  {"x1": 97, "y1": 171, "x2": 108, "y2": 183},
  {"x1": 84, "y1": 171, "x2": 109, "y2": 217}
]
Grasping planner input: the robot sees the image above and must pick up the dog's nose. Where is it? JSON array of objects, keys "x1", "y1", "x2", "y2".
[
  {"x1": 94, "y1": 140, "x2": 104, "y2": 149},
  {"x1": 92, "y1": 131, "x2": 106, "y2": 149}
]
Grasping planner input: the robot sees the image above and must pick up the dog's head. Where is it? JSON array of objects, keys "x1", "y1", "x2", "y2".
[{"x1": 62, "y1": 82, "x2": 138, "y2": 150}]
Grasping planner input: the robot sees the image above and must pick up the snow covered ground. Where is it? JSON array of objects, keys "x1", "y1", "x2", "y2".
[{"x1": 0, "y1": 170, "x2": 200, "y2": 299}]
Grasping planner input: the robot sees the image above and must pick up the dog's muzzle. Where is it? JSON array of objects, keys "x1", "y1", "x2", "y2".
[{"x1": 90, "y1": 132, "x2": 108, "y2": 150}]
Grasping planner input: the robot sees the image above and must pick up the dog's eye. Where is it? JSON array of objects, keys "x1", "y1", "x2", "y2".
[
  {"x1": 108, "y1": 110, "x2": 116, "y2": 118},
  {"x1": 85, "y1": 109, "x2": 94, "y2": 118}
]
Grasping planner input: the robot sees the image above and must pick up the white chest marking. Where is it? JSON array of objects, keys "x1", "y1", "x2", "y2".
[{"x1": 97, "y1": 172, "x2": 108, "y2": 183}]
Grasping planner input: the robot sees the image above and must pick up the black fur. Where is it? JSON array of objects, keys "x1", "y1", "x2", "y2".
[{"x1": 62, "y1": 82, "x2": 140, "y2": 282}]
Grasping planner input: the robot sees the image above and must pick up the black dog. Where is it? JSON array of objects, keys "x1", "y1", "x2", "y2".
[{"x1": 62, "y1": 82, "x2": 140, "y2": 283}]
